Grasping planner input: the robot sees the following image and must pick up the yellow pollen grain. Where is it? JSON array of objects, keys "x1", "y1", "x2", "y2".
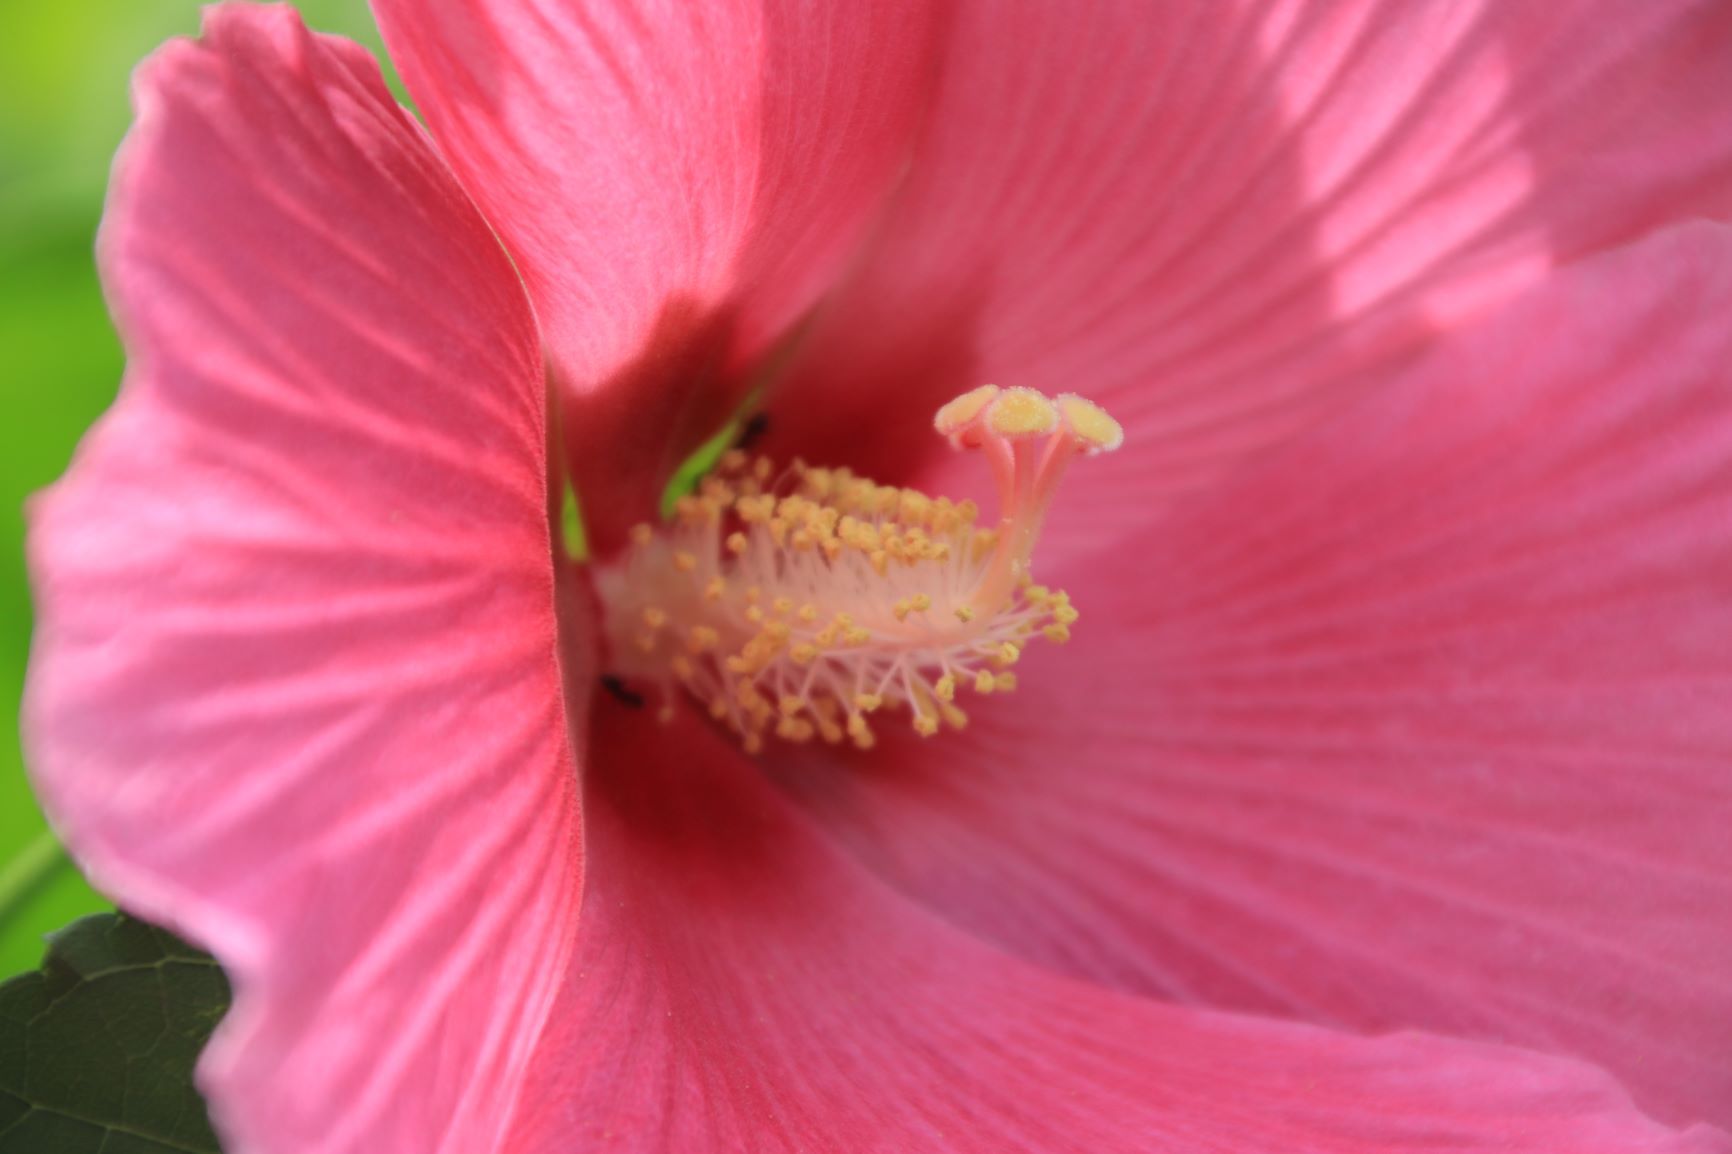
[
  {"x1": 934, "y1": 384, "x2": 1001, "y2": 435},
  {"x1": 987, "y1": 386, "x2": 1058, "y2": 437},
  {"x1": 727, "y1": 532, "x2": 749, "y2": 554},
  {"x1": 955, "y1": 605, "x2": 976, "y2": 623},
  {"x1": 642, "y1": 607, "x2": 668, "y2": 629},
  {"x1": 1056, "y1": 394, "x2": 1124, "y2": 453},
  {"x1": 1043, "y1": 623, "x2": 1072, "y2": 643},
  {"x1": 629, "y1": 523, "x2": 654, "y2": 547},
  {"x1": 974, "y1": 669, "x2": 996, "y2": 694},
  {"x1": 673, "y1": 551, "x2": 697, "y2": 572}
]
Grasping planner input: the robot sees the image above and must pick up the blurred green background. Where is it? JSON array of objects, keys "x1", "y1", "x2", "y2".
[{"x1": 0, "y1": 1, "x2": 400, "y2": 977}]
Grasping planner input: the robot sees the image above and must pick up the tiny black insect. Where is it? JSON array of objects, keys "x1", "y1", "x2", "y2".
[
  {"x1": 599, "y1": 674, "x2": 645, "y2": 709},
  {"x1": 733, "y1": 411, "x2": 771, "y2": 451}
]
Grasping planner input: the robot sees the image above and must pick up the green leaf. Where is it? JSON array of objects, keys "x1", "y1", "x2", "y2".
[{"x1": 0, "y1": 912, "x2": 230, "y2": 1153}]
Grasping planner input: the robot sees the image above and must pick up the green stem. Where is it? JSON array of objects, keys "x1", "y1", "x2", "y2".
[{"x1": 0, "y1": 829, "x2": 72, "y2": 930}]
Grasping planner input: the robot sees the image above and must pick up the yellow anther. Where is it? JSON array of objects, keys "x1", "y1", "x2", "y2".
[
  {"x1": 1056, "y1": 393, "x2": 1125, "y2": 453},
  {"x1": 772, "y1": 596, "x2": 794, "y2": 615},
  {"x1": 1053, "y1": 604, "x2": 1079, "y2": 625},
  {"x1": 854, "y1": 694, "x2": 883, "y2": 713},
  {"x1": 986, "y1": 386, "x2": 1058, "y2": 438},
  {"x1": 909, "y1": 593, "x2": 932, "y2": 613},
  {"x1": 913, "y1": 714, "x2": 940, "y2": 737},
  {"x1": 955, "y1": 605, "x2": 976, "y2": 623},
  {"x1": 779, "y1": 695, "x2": 805, "y2": 717},
  {"x1": 688, "y1": 626, "x2": 720, "y2": 652},
  {"x1": 934, "y1": 385, "x2": 1000, "y2": 436},
  {"x1": 673, "y1": 551, "x2": 697, "y2": 572},
  {"x1": 1043, "y1": 623, "x2": 1072, "y2": 643},
  {"x1": 797, "y1": 603, "x2": 820, "y2": 623},
  {"x1": 843, "y1": 627, "x2": 871, "y2": 645},
  {"x1": 703, "y1": 576, "x2": 726, "y2": 602},
  {"x1": 727, "y1": 532, "x2": 749, "y2": 554},
  {"x1": 935, "y1": 674, "x2": 956, "y2": 702},
  {"x1": 776, "y1": 716, "x2": 815, "y2": 743},
  {"x1": 995, "y1": 642, "x2": 1021, "y2": 667},
  {"x1": 642, "y1": 607, "x2": 668, "y2": 629},
  {"x1": 974, "y1": 669, "x2": 996, "y2": 694},
  {"x1": 629, "y1": 523, "x2": 654, "y2": 547},
  {"x1": 790, "y1": 643, "x2": 820, "y2": 665},
  {"x1": 994, "y1": 672, "x2": 1018, "y2": 693}
]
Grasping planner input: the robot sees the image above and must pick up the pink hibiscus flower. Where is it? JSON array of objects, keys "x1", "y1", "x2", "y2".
[{"x1": 23, "y1": 2, "x2": 1732, "y2": 1152}]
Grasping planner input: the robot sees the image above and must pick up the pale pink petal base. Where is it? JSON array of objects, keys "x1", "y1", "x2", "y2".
[
  {"x1": 512, "y1": 710, "x2": 1728, "y2": 1154},
  {"x1": 24, "y1": 9, "x2": 583, "y2": 1153},
  {"x1": 372, "y1": 0, "x2": 942, "y2": 547},
  {"x1": 774, "y1": 223, "x2": 1732, "y2": 1131}
]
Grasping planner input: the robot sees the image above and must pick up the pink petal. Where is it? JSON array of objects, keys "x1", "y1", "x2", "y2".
[
  {"x1": 370, "y1": 0, "x2": 941, "y2": 547},
  {"x1": 772, "y1": 0, "x2": 1732, "y2": 549},
  {"x1": 507, "y1": 709, "x2": 1727, "y2": 1154},
  {"x1": 774, "y1": 223, "x2": 1732, "y2": 1129},
  {"x1": 23, "y1": 9, "x2": 582, "y2": 1153}
]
